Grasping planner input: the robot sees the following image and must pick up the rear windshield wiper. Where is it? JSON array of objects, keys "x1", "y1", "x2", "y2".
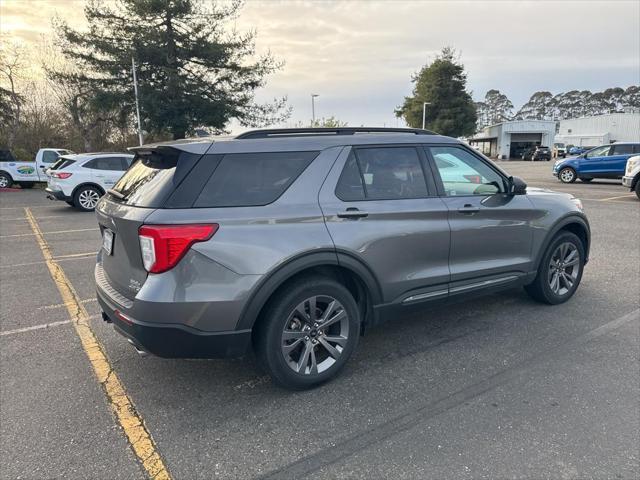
[{"x1": 107, "y1": 189, "x2": 126, "y2": 200}]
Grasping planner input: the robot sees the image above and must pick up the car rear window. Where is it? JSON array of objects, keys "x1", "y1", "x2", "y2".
[
  {"x1": 193, "y1": 151, "x2": 318, "y2": 208},
  {"x1": 109, "y1": 148, "x2": 202, "y2": 208}
]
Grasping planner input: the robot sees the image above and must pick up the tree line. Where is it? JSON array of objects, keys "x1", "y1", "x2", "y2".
[{"x1": 475, "y1": 86, "x2": 639, "y2": 129}]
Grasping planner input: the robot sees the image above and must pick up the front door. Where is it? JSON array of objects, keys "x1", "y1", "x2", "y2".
[
  {"x1": 425, "y1": 145, "x2": 536, "y2": 289},
  {"x1": 578, "y1": 144, "x2": 613, "y2": 177},
  {"x1": 319, "y1": 145, "x2": 450, "y2": 304}
]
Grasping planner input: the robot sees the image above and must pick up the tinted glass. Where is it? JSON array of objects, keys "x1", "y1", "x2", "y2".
[
  {"x1": 633, "y1": 145, "x2": 640, "y2": 154},
  {"x1": 111, "y1": 149, "x2": 202, "y2": 208},
  {"x1": 84, "y1": 157, "x2": 125, "y2": 171},
  {"x1": 120, "y1": 156, "x2": 133, "y2": 170},
  {"x1": 611, "y1": 144, "x2": 634, "y2": 155},
  {"x1": 51, "y1": 158, "x2": 76, "y2": 170},
  {"x1": 194, "y1": 151, "x2": 318, "y2": 207},
  {"x1": 42, "y1": 150, "x2": 60, "y2": 163},
  {"x1": 429, "y1": 146, "x2": 506, "y2": 196},
  {"x1": 354, "y1": 147, "x2": 427, "y2": 200},
  {"x1": 335, "y1": 151, "x2": 365, "y2": 201}
]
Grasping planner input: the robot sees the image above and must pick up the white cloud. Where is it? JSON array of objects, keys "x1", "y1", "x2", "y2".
[{"x1": 3, "y1": 0, "x2": 639, "y2": 131}]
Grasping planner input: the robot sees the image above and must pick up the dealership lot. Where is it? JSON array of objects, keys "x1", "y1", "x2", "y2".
[{"x1": 1, "y1": 161, "x2": 638, "y2": 479}]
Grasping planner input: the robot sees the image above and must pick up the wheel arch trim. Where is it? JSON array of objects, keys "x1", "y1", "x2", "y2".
[
  {"x1": 236, "y1": 249, "x2": 382, "y2": 330},
  {"x1": 535, "y1": 214, "x2": 591, "y2": 268},
  {"x1": 72, "y1": 182, "x2": 106, "y2": 199}
]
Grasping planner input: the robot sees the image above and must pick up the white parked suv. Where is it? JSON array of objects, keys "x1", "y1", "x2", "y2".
[
  {"x1": 45, "y1": 152, "x2": 134, "y2": 211},
  {"x1": 622, "y1": 155, "x2": 640, "y2": 200}
]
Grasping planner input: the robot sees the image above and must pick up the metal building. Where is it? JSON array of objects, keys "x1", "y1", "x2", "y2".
[
  {"x1": 556, "y1": 113, "x2": 640, "y2": 148},
  {"x1": 469, "y1": 120, "x2": 556, "y2": 160}
]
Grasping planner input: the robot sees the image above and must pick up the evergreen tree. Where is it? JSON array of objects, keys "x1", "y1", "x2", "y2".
[
  {"x1": 515, "y1": 91, "x2": 556, "y2": 120},
  {"x1": 54, "y1": 0, "x2": 288, "y2": 140},
  {"x1": 483, "y1": 89, "x2": 513, "y2": 124},
  {"x1": 396, "y1": 47, "x2": 477, "y2": 137}
]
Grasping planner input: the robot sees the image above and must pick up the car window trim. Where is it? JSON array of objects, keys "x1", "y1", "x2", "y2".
[
  {"x1": 334, "y1": 144, "x2": 437, "y2": 202},
  {"x1": 422, "y1": 144, "x2": 510, "y2": 198}
]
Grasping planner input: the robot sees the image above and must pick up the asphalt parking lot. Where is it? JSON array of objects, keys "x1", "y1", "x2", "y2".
[{"x1": 1, "y1": 161, "x2": 638, "y2": 480}]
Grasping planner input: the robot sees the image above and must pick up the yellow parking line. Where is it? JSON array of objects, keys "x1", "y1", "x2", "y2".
[
  {"x1": 600, "y1": 194, "x2": 635, "y2": 201},
  {"x1": 25, "y1": 207, "x2": 172, "y2": 480}
]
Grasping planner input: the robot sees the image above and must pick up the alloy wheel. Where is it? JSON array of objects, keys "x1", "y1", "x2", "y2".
[
  {"x1": 280, "y1": 295, "x2": 349, "y2": 375},
  {"x1": 78, "y1": 189, "x2": 100, "y2": 210},
  {"x1": 0, "y1": 175, "x2": 9, "y2": 188},
  {"x1": 560, "y1": 168, "x2": 575, "y2": 183},
  {"x1": 548, "y1": 242, "x2": 580, "y2": 296}
]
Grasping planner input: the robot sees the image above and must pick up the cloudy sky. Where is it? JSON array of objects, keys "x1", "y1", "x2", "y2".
[{"x1": 1, "y1": 0, "x2": 639, "y2": 130}]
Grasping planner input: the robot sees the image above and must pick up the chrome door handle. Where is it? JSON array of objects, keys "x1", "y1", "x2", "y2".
[
  {"x1": 458, "y1": 204, "x2": 480, "y2": 215},
  {"x1": 337, "y1": 208, "x2": 368, "y2": 219}
]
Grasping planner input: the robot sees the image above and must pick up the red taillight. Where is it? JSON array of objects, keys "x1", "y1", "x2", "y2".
[
  {"x1": 52, "y1": 172, "x2": 73, "y2": 179},
  {"x1": 138, "y1": 224, "x2": 218, "y2": 273}
]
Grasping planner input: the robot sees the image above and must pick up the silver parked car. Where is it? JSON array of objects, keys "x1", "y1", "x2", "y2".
[{"x1": 95, "y1": 127, "x2": 590, "y2": 389}]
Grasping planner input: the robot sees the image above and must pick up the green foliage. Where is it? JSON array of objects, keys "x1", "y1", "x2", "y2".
[
  {"x1": 310, "y1": 116, "x2": 348, "y2": 128},
  {"x1": 12, "y1": 147, "x2": 31, "y2": 162},
  {"x1": 396, "y1": 47, "x2": 477, "y2": 137},
  {"x1": 54, "y1": 0, "x2": 289, "y2": 140}
]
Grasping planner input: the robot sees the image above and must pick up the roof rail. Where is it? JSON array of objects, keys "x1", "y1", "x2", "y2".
[{"x1": 235, "y1": 127, "x2": 436, "y2": 139}]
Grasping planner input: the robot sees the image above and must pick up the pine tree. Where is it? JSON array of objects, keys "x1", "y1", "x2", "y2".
[
  {"x1": 396, "y1": 47, "x2": 477, "y2": 137},
  {"x1": 54, "y1": 0, "x2": 288, "y2": 140}
]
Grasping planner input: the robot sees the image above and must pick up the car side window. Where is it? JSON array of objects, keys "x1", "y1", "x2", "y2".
[
  {"x1": 611, "y1": 144, "x2": 633, "y2": 155},
  {"x1": 335, "y1": 151, "x2": 365, "y2": 201},
  {"x1": 633, "y1": 145, "x2": 640, "y2": 154},
  {"x1": 353, "y1": 147, "x2": 428, "y2": 200},
  {"x1": 428, "y1": 146, "x2": 506, "y2": 196},
  {"x1": 42, "y1": 151, "x2": 60, "y2": 163},
  {"x1": 84, "y1": 157, "x2": 125, "y2": 171},
  {"x1": 585, "y1": 145, "x2": 611, "y2": 158},
  {"x1": 120, "y1": 157, "x2": 133, "y2": 169}
]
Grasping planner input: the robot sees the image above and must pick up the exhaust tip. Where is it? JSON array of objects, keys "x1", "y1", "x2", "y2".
[{"x1": 127, "y1": 338, "x2": 149, "y2": 357}]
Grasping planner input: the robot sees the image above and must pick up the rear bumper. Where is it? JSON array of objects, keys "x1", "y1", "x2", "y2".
[
  {"x1": 45, "y1": 187, "x2": 70, "y2": 202},
  {"x1": 97, "y1": 292, "x2": 252, "y2": 358},
  {"x1": 95, "y1": 259, "x2": 254, "y2": 358}
]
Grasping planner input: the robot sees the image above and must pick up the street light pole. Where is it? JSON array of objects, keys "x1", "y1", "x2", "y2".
[
  {"x1": 131, "y1": 57, "x2": 144, "y2": 146},
  {"x1": 311, "y1": 94, "x2": 319, "y2": 126},
  {"x1": 422, "y1": 102, "x2": 431, "y2": 130}
]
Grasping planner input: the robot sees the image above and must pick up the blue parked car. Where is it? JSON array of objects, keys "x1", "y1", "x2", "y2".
[
  {"x1": 553, "y1": 143, "x2": 640, "y2": 183},
  {"x1": 568, "y1": 146, "x2": 590, "y2": 155}
]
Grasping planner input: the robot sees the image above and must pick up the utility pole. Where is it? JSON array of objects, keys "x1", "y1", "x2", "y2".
[
  {"x1": 132, "y1": 57, "x2": 144, "y2": 146},
  {"x1": 311, "y1": 94, "x2": 319, "y2": 126}
]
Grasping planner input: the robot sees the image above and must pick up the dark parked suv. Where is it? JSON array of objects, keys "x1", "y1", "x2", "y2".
[{"x1": 96, "y1": 128, "x2": 590, "y2": 389}]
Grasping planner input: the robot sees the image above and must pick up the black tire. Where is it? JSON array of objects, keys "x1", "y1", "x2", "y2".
[
  {"x1": 73, "y1": 185, "x2": 102, "y2": 212},
  {"x1": 0, "y1": 172, "x2": 12, "y2": 188},
  {"x1": 255, "y1": 276, "x2": 360, "y2": 390},
  {"x1": 65, "y1": 200, "x2": 74, "y2": 206},
  {"x1": 580, "y1": 178, "x2": 593, "y2": 183},
  {"x1": 635, "y1": 180, "x2": 640, "y2": 200},
  {"x1": 524, "y1": 231, "x2": 585, "y2": 305},
  {"x1": 559, "y1": 167, "x2": 577, "y2": 183},
  {"x1": 18, "y1": 182, "x2": 34, "y2": 189}
]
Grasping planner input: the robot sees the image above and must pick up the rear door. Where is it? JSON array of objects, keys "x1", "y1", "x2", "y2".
[
  {"x1": 85, "y1": 156, "x2": 127, "y2": 188},
  {"x1": 425, "y1": 145, "x2": 536, "y2": 290},
  {"x1": 319, "y1": 145, "x2": 450, "y2": 304},
  {"x1": 606, "y1": 144, "x2": 636, "y2": 177}
]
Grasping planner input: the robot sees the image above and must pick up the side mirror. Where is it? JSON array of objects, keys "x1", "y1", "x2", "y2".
[{"x1": 508, "y1": 176, "x2": 527, "y2": 195}]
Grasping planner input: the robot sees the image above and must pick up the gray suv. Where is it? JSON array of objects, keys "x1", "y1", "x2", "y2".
[{"x1": 95, "y1": 128, "x2": 590, "y2": 389}]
